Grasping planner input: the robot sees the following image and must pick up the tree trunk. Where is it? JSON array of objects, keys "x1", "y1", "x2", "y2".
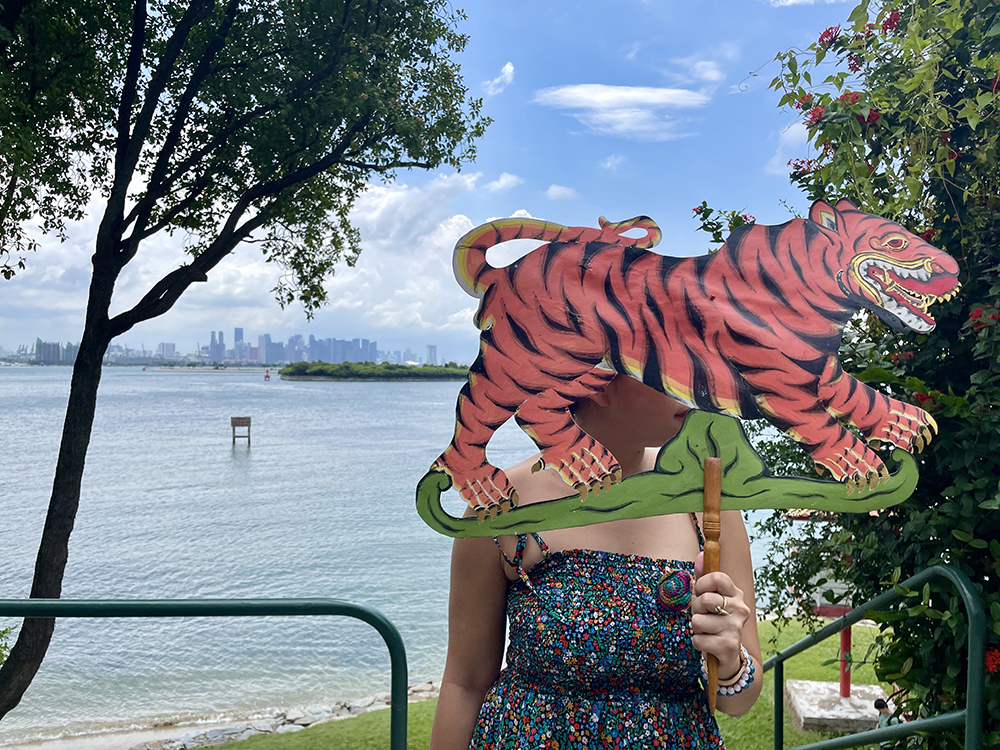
[{"x1": 0, "y1": 255, "x2": 115, "y2": 719}]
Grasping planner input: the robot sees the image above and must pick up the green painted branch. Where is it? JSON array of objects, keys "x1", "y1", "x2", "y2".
[{"x1": 416, "y1": 411, "x2": 919, "y2": 538}]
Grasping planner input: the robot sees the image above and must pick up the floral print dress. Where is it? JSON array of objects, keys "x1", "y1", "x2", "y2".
[{"x1": 470, "y1": 526, "x2": 725, "y2": 749}]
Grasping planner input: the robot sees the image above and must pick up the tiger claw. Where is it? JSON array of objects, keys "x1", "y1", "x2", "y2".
[
  {"x1": 914, "y1": 434, "x2": 925, "y2": 453},
  {"x1": 488, "y1": 505, "x2": 498, "y2": 520},
  {"x1": 531, "y1": 459, "x2": 543, "y2": 474},
  {"x1": 612, "y1": 467, "x2": 623, "y2": 484},
  {"x1": 880, "y1": 465, "x2": 890, "y2": 483},
  {"x1": 928, "y1": 415, "x2": 938, "y2": 435},
  {"x1": 921, "y1": 427, "x2": 933, "y2": 445},
  {"x1": 815, "y1": 464, "x2": 826, "y2": 476},
  {"x1": 509, "y1": 489, "x2": 519, "y2": 508},
  {"x1": 602, "y1": 475, "x2": 612, "y2": 493},
  {"x1": 868, "y1": 438, "x2": 882, "y2": 451},
  {"x1": 575, "y1": 481, "x2": 589, "y2": 502},
  {"x1": 846, "y1": 476, "x2": 857, "y2": 495},
  {"x1": 499, "y1": 500, "x2": 511, "y2": 514},
  {"x1": 476, "y1": 508, "x2": 486, "y2": 524}
]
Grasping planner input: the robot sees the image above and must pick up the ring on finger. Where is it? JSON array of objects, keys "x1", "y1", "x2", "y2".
[{"x1": 714, "y1": 595, "x2": 730, "y2": 617}]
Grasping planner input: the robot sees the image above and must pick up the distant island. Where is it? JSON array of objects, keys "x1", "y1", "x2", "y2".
[{"x1": 280, "y1": 361, "x2": 469, "y2": 381}]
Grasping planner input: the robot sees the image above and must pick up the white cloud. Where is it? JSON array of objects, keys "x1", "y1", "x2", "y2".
[
  {"x1": 601, "y1": 155, "x2": 624, "y2": 170},
  {"x1": 546, "y1": 184, "x2": 577, "y2": 200},
  {"x1": 484, "y1": 172, "x2": 524, "y2": 192},
  {"x1": 484, "y1": 62, "x2": 515, "y2": 96},
  {"x1": 765, "y1": 122, "x2": 809, "y2": 175},
  {"x1": 534, "y1": 84, "x2": 708, "y2": 141}
]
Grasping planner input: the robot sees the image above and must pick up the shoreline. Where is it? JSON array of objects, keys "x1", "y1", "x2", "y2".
[{"x1": 0, "y1": 682, "x2": 440, "y2": 750}]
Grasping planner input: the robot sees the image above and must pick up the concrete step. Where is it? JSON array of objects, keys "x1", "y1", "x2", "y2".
[{"x1": 785, "y1": 679, "x2": 890, "y2": 734}]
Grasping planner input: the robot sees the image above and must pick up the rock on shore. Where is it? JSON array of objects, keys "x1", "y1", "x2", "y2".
[{"x1": 126, "y1": 681, "x2": 440, "y2": 750}]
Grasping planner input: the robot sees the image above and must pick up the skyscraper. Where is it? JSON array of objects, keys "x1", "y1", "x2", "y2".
[{"x1": 426, "y1": 345, "x2": 437, "y2": 366}]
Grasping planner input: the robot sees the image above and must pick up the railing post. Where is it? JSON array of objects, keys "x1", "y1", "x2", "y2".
[
  {"x1": 839, "y1": 626, "x2": 851, "y2": 698},
  {"x1": 774, "y1": 658, "x2": 784, "y2": 750}
]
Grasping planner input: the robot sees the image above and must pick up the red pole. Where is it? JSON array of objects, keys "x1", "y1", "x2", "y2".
[{"x1": 840, "y1": 626, "x2": 851, "y2": 698}]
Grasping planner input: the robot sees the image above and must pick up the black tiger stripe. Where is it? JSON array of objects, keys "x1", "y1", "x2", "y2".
[
  {"x1": 722, "y1": 276, "x2": 775, "y2": 335},
  {"x1": 563, "y1": 296, "x2": 585, "y2": 335},
  {"x1": 620, "y1": 245, "x2": 647, "y2": 278},
  {"x1": 543, "y1": 241, "x2": 572, "y2": 280},
  {"x1": 757, "y1": 255, "x2": 791, "y2": 309},
  {"x1": 788, "y1": 245, "x2": 807, "y2": 286},
  {"x1": 604, "y1": 271, "x2": 632, "y2": 328},
  {"x1": 575, "y1": 241, "x2": 607, "y2": 286},
  {"x1": 505, "y1": 258, "x2": 522, "y2": 289},
  {"x1": 551, "y1": 344, "x2": 604, "y2": 367},
  {"x1": 644, "y1": 284, "x2": 665, "y2": 329},
  {"x1": 642, "y1": 329, "x2": 662, "y2": 391},
  {"x1": 480, "y1": 328, "x2": 506, "y2": 356},
  {"x1": 723, "y1": 320, "x2": 764, "y2": 349},
  {"x1": 596, "y1": 312, "x2": 624, "y2": 373},
  {"x1": 694, "y1": 254, "x2": 713, "y2": 297},
  {"x1": 683, "y1": 341, "x2": 716, "y2": 412},
  {"x1": 540, "y1": 307, "x2": 578, "y2": 334},
  {"x1": 786, "y1": 353, "x2": 829, "y2": 377},
  {"x1": 659, "y1": 255, "x2": 683, "y2": 287},
  {"x1": 508, "y1": 314, "x2": 542, "y2": 355},
  {"x1": 684, "y1": 287, "x2": 705, "y2": 340}
]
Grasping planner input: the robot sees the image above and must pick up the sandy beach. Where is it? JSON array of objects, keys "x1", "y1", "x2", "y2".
[{"x1": 1, "y1": 721, "x2": 238, "y2": 750}]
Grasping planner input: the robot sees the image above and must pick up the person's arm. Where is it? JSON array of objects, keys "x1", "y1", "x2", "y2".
[
  {"x1": 430, "y1": 533, "x2": 509, "y2": 750},
  {"x1": 692, "y1": 510, "x2": 763, "y2": 717}
]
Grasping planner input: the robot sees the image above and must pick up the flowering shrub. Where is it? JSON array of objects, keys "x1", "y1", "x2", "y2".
[
  {"x1": 805, "y1": 106, "x2": 825, "y2": 126},
  {"x1": 761, "y1": 2, "x2": 1000, "y2": 744},
  {"x1": 690, "y1": 201, "x2": 756, "y2": 247},
  {"x1": 818, "y1": 25, "x2": 841, "y2": 47}
]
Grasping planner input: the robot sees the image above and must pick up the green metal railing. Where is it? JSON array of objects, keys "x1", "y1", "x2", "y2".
[
  {"x1": 0, "y1": 598, "x2": 408, "y2": 750},
  {"x1": 763, "y1": 564, "x2": 986, "y2": 750}
]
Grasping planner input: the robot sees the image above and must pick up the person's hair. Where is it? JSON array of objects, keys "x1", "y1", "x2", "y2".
[{"x1": 874, "y1": 699, "x2": 888, "y2": 710}]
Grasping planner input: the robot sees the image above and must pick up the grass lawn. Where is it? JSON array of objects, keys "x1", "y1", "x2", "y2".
[{"x1": 241, "y1": 619, "x2": 887, "y2": 750}]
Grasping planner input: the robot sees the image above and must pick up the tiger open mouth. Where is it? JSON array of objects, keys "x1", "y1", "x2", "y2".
[{"x1": 858, "y1": 258, "x2": 960, "y2": 332}]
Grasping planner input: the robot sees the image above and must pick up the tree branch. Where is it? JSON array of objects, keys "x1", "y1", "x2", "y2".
[{"x1": 118, "y1": 0, "x2": 240, "y2": 262}]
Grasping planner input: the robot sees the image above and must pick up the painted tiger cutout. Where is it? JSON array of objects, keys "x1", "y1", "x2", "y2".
[{"x1": 431, "y1": 199, "x2": 961, "y2": 519}]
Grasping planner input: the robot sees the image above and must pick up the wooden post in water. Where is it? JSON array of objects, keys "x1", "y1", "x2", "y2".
[
  {"x1": 231, "y1": 416, "x2": 251, "y2": 446},
  {"x1": 703, "y1": 456, "x2": 722, "y2": 714}
]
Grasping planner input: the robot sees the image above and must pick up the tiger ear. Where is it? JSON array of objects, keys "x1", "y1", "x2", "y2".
[{"x1": 809, "y1": 199, "x2": 839, "y2": 231}]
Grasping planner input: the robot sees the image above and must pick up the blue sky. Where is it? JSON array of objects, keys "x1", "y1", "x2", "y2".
[{"x1": 0, "y1": 0, "x2": 858, "y2": 362}]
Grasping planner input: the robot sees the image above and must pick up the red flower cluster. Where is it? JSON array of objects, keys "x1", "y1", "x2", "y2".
[
  {"x1": 818, "y1": 26, "x2": 841, "y2": 47},
  {"x1": 792, "y1": 93, "x2": 814, "y2": 110},
  {"x1": 939, "y1": 131, "x2": 952, "y2": 144},
  {"x1": 891, "y1": 351, "x2": 914, "y2": 361},
  {"x1": 969, "y1": 307, "x2": 999, "y2": 333},
  {"x1": 741, "y1": 213, "x2": 755, "y2": 223},
  {"x1": 913, "y1": 392, "x2": 936, "y2": 409},
  {"x1": 788, "y1": 157, "x2": 820, "y2": 173},
  {"x1": 692, "y1": 206, "x2": 704, "y2": 214},
  {"x1": 918, "y1": 228, "x2": 938, "y2": 242},
  {"x1": 805, "y1": 106, "x2": 825, "y2": 126},
  {"x1": 848, "y1": 54, "x2": 864, "y2": 72},
  {"x1": 857, "y1": 109, "x2": 881, "y2": 126},
  {"x1": 987, "y1": 648, "x2": 1000, "y2": 675},
  {"x1": 882, "y1": 10, "x2": 901, "y2": 33},
  {"x1": 948, "y1": 151, "x2": 960, "y2": 160},
  {"x1": 839, "y1": 91, "x2": 861, "y2": 105}
]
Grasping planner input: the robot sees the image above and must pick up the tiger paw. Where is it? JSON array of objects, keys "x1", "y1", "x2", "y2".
[
  {"x1": 812, "y1": 441, "x2": 890, "y2": 494},
  {"x1": 865, "y1": 405, "x2": 937, "y2": 454},
  {"x1": 533, "y1": 439, "x2": 621, "y2": 501},
  {"x1": 430, "y1": 457, "x2": 517, "y2": 520}
]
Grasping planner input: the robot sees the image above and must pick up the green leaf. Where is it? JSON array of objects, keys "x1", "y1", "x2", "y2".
[
  {"x1": 979, "y1": 494, "x2": 1000, "y2": 510},
  {"x1": 856, "y1": 367, "x2": 902, "y2": 384},
  {"x1": 951, "y1": 529, "x2": 972, "y2": 542},
  {"x1": 969, "y1": 538, "x2": 988, "y2": 548}
]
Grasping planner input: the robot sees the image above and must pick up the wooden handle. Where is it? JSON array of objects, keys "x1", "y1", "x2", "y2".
[{"x1": 703, "y1": 456, "x2": 722, "y2": 714}]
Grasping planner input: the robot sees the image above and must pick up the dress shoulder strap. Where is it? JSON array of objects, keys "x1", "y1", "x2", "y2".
[
  {"x1": 493, "y1": 533, "x2": 548, "y2": 586},
  {"x1": 690, "y1": 512, "x2": 705, "y2": 551}
]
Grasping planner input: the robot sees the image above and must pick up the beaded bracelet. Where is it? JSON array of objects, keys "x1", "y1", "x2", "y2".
[{"x1": 701, "y1": 645, "x2": 755, "y2": 696}]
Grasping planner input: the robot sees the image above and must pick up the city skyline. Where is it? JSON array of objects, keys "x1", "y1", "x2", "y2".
[{"x1": 2, "y1": 328, "x2": 450, "y2": 366}]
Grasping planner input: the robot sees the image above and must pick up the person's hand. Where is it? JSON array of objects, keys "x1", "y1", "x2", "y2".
[{"x1": 691, "y1": 551, "x2": 750, "y2": 680}]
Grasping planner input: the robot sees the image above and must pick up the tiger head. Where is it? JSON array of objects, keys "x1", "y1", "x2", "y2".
[{"x1": 811, "y1": 199, "x2": 961, "y2": 333}]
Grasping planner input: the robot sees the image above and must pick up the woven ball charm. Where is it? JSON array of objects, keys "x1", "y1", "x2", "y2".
[{"x1": 657, "y1": 568, "x2": 693, "y2": 612}]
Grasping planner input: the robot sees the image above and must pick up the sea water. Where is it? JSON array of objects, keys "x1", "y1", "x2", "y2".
[{"x1": 0, "y1": 366, "x2": 771, "y2": 746}]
